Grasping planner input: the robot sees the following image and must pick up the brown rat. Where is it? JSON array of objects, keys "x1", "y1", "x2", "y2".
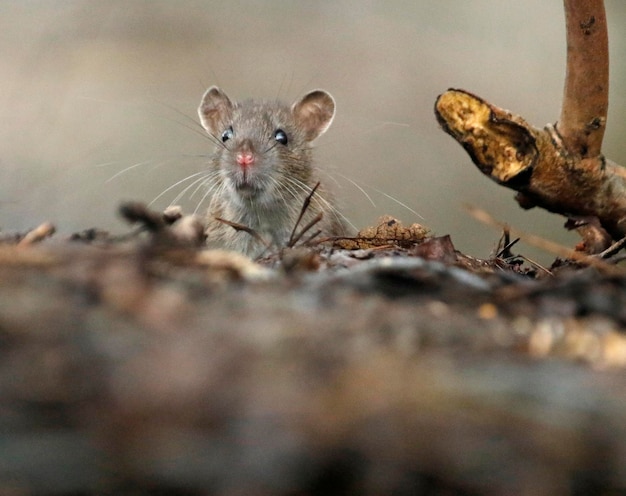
[{"x1": 197, "y1": 86, "x2": 348, "y2": 257}]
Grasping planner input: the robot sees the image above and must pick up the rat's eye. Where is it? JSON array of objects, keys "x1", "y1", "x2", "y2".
[
  {"x1": 274, "y1": 129, "x2": 288, "y2": 145},
  {"x1": 221, "y1": 126, "x2": 234, "y2": 143}
]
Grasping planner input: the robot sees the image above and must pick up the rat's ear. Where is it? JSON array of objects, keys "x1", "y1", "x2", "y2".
[
  {"x1": 291, "y1": 90, "x2": 335, "y2": 141},
  {"x1": 198, "y1": 86, "x2": 233, "y2": 135}
]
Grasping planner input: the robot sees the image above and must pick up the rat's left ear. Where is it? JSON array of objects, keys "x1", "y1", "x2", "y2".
[{"x1": 291, "y1": 90, "x2": 335, "y2": 142}]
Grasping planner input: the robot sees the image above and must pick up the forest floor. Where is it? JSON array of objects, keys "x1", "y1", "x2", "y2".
[{"x1": 2, "y1": 208, "x2": 626, "y2": 495}]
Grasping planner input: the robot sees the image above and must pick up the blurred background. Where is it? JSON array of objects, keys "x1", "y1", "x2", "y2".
[{"x1": 1, "y1": 1, "x2": 625, "y2": 261}]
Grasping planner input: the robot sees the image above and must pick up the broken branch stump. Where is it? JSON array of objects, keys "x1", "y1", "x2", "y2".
[{"x1": 434, "y1": 0, "x2": 621, "y2": 253}]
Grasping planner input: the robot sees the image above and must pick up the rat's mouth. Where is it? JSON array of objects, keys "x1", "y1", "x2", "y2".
[
  {"x1": 231, "y1": 177, "x2": 263, "y2": 199},
  {"x1": 235, "y1": 182, "x2": 258, "y2": 196},
  {"x1": 226, "y1": 167, "x2": 271, "y2": 201}
]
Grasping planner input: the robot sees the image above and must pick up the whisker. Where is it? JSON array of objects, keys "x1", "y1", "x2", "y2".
[
  {"x1": 193, "y1": 179, "x2": 224, "y2": 215},
  {"x1": 319, "y1": 169, "x2": 376, "y2": 207},
  {"x1": 103, "y1": 155, "x2": 195, "y2": 183},
  {"x1": 148, "y1": 171, "x2": 208, "y2": 206},
  {"x1": 105, "y1": 159, "x2": 155, "y2": 183},
  {"x1": 92, "y1": 160, "x2": 125, "y2": 169},
  {"x1": 282, "y1": 176, "x2": 356, "y2": 231},
  {"x1": 279, "y1": 177, "x2": 315, "y2": 214},
  {"x1": 263, "y1": 177, "x2": 303, "y2": 231},
  {"x1": 188, "y1": 173, "x2": 215, "y2": 201},
  {"x1": 324, "y1": 169, "x2": 423, "y2": 220},
  {"x1": 149, "y1": 97, "x2": 205, "y2": 131},
  {"x1": 362, "y1": 121, "x2": 411, "y2": 135},
  {"x1": 206, "y1": 132, "x2": 227, "y2": 150},
  {"x1": 370, "y1": 186, "x2": 424, "y2": 220},
  {"x1": 268, "y1": 175, "x2": 300, "y2": 209},
  {"x1": 151, "y1": 101, "x2": 223, "y2": 148},
  {"x1": 171, "y1": 118, "x2": 217, "y2": 144},
  {"x1": 78, "y1": 95, "x2": 219, "y2": 147},
  {"x1": 286, "y1": 177, "x2": 335, "y2": 214},
  {"x1": 180, "y1": 153, "x2": 212, "y2": 159},
  {"x1": 170, "y1": 173, "x2": 216, "y2": 207},
  {"x1": 263, "y1": 141, "x2": 280, "y2": 154},
  {"x1": 189, "y1": 171, "x2": 223, "y2": 203}
]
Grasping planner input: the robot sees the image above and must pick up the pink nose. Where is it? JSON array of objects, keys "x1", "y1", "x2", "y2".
[{"x1": 236, "y1": 152, "x2": 255, "y2": 167}]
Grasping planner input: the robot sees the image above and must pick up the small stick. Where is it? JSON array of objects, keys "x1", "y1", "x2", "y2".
[
  {"x1": 215, "y1": 217, "x2": 270, "y2": 250},
  {"x1": 466, "y1": 204, "x2": 625, "y2": 275},
  {"x1": 17, "y1": 222, "x2": 56, "y2": 246},
  {"x1": 596, "y1": 235, "x2": 626, "y2": 260},
  {"x1": 299, "y1": 229, "x2": 323, "y2": 247},
  {"x1": 289, "y1": 212, "x2": 323, "y2": 248},
  {"x1": 495, "y1": 234, "x2": 521, "y2": 259},
  {"x1": 287, "y1": 182, "x2": 320, "y2": 247},
  {"x1": 514, "y1": 254, "x2": 553, "y2": 277}
]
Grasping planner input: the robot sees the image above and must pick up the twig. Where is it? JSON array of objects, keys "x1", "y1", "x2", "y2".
[
  {"x1": 17, "y1": 222, "x2": 56, "y2": 246},
  {"x1": 466, "y1": 204, "x2": 625, "y2": 275},
  {"x1": 215, "y1": 217, "x2": 271, "y2": 250},
  {"x1": 495, "y1": 233, "x2": 521, "y2": 259},
  {"x1": 287, "y1": 182, "x2": 320, "y2": 247},
  {"x1": 493, "y1": 229, "x2": 553, "y2": 275},
  {"x1": 288, "y1": 212, "x2": 323, "y2": 248},
  {"x1": 596, "y1": 235, "x2": 626, "y2": 260},
  {"x1": 514, "y1": 255, "x2": 554, "y2": 277},
  {"x1": 299, "y1": 229, "x2": 323, "y2": 247}
]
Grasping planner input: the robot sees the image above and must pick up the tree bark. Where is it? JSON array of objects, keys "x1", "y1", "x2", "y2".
[{"x1": 558, "y1": 0, "x2": 609, "y2": 158}]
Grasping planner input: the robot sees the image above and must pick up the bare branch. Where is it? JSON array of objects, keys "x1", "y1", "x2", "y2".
[
  {"x1": 434, "y1": 0, "x2": 619, "y2": 253},
  {"x1": 435, "y1": 89, "x2": 626, "y2": 247},
  {"x1": 558, "y1": 0, "x2": 609, "y2": 157}
]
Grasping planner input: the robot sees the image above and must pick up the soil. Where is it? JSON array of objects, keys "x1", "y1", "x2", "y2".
[{"x1": 2, "y1": 206, "x2": 626, "y2": 495}]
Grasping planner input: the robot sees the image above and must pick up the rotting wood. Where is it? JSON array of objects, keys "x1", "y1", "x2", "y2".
[{"x1": 434, "y1": 0, "x2": 623, "y2": 253}]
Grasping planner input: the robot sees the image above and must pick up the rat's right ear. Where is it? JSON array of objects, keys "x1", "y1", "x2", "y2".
[{"x1": 198, "y1": 86, "x2": 233, "y2": 135}]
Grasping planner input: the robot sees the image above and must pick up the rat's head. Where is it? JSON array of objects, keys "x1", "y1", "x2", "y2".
[{"x1": 198, "y1": 86, "x2": 335, "y2": 205}]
